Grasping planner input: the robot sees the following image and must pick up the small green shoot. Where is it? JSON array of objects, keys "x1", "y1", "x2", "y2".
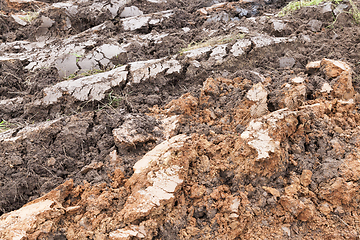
[
  {"x1": 70, "y1": 53, "x2": 82, "y2": 58},
  {"x1": 19, "y1": 11, "x2": 39, "y2": 23},
  {"x1": 96, "y1": 91, "x2": 124, "y2": 111},
  {"x1": 328, "y1": 0, "x2": 360, "y2": 27},
  {"x1": 0, "y1": 120, "x2": 13, "y2": 133},
  {"x1": 108, "y1": 91, "x2": 123, "y2": 108},
  {"x1": 70, "y1": 53, "x2": 83, "y2": 63},
  {"x1": 278, "y1": 0, "x2": 326, "y2": 16},
  {"x1": 349, "y1": 0, "x2": 360, "y2": 23},
  {"x1": 64, "y1": 68, "x2": 105, "y2": 80}
]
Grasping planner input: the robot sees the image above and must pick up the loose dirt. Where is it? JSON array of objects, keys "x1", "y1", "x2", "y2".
[{"x1": 1, "y1": 0, "x2": 360, "y2": 239}]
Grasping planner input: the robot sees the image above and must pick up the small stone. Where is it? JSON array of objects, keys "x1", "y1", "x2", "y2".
[
  {"x1": 207, "y1": 208, "x2": 217, "y2": 219},
  {"x1": 262, "y1": 186, "x2": 280, "y2": 198},
  {"x1": 301, "y1": 34, "x2": 311, "y2": 43},
  {"x1": 235, "y1": 6, "x2": 249, "y2": 17},
  {"x1": 291, "y1": 77, "x2": 305, "y2": 84},
  {"x1": 132, "y1": 135, "x2": 189, "y2": 174},
  {"x1": 230, "y1": 198, "x2": 241, "y2": 213},
  {"x1": 279, "y1": 57, "x2": 295, "y2": 68},
  {"x1": 334, "y1": 4, "x2": 348, "y2": 16},
  {"x1": 229, "y1": 221, "x2": 239, "y2": 230},
  {"x1": 10, "y1": 155, "x2": 23, "y2": 166},
  {"x1": 279, "y1": 195, "x2": 302, "y2": 216},
  {"x1": 113, "y1": 116, "x2": 158, "y2": 150},
  {"x1": 308, "y1": 19, "x2": 322, "y2": 32},
  {"x1": 306, "y1": 61, "x2": 321, "y2": 71},
  {"x1": 252, "y1": 206, "x2": 262, "y2": 216},
  {"x1": 24, "y1": 62, "x2": 37, "y2": 70},
  {"x1": 267, "y1": 196, "x2": 277, "y2": 205},
  {"x1": 334, "y1": 206, "x2": 345, "y2": 215},
  {"x1": 202, "y1": 78, "x2": 220, "y2": 95},
  {"x1": 284, "y1": 184, "x2": 300, "y2": 196},
  {"x1": 280, "y1": 196, "x2": 314, "y2": 221},
  {"x1": 318, "y1": 177, "x2": 356, "y2": 205},
  {"x1": 281, "y1": 226, "x2": 291, "y2": 237},
  {"x1": 331, "y1": 71, "x2": 355, "y2": 100},
  {"x1": 47, "y1": 157, "x2": 57, "y2": 167},
  {"x1": 182, "y1": 27, "x2": 190, "y2": 32},
  {"x1": 321, "y1": 2, "x2": 332, "y2": 14},
  {"x1": 77, "y1": 57, "x2": 98, "y2": 72},
  {"x1": 65, "y1": 17, "x2": 71, "y2": 29},
  {"x1": 190, "y1": 184, "x2": 206, "y2": 199},
  {"x1": 198, "y1": 155, "x2": 210, "y2": 173},
  {"x1": 297, "y1": 206, "x2": 314, "y2": 221},
  {"x1": 160, "y1": 115, "x2": 180, "y2": 140},
  {"x1": 272, "y1": 20, "x2": 286, "y2": 32},
  {"x1": 320, "y1": 82, "x2": 332, "y2": 93},
  {"x1": 120, "y1": 163, "x2": 184, "y2": 222},
  {"x1": 109, "y1": 225, "x2": 146, "y2": 239},
  {"x1": 246, "y1": 83, "x2": 267, "y2": 102},
  {"x1": 300, "y1": 170, "x2": 312, "y2": 187},
  {"x1": 334, "y1": 126, "x2": 343, "y2": 133},
  {"x1": 271, "y1": 20, "x2": 291, "y2": 36},
  {"x1": 206, "y1": 12, "x2": 230, "y2": 23},
  {"x1": 318, "y1": 202, "x2": 332, "y2": 215},
  {"x1": 39, "y1": 16, "x2": 55, "y2": 28}
]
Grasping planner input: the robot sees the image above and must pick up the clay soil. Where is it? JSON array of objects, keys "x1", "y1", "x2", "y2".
[{"x1": 1, "y1": 0, "x2": 360, "y2": 239}]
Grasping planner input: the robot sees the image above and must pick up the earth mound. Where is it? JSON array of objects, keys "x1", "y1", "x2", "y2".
[{"x1": 0, "y1": 0, "x2": 360, "y2": 239}]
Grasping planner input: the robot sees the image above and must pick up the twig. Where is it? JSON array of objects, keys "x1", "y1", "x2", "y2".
[
  {"x1": 63, "y1": 146, "x2": 67, "y2": 158},
  {"x1": 334, "y1": 214, "x2": 350, "y2": 227},
  {"x1": 38, "y1": 165, "x2": 55, "y2": 177},
  {"x1": 2, "y1": 72, "x2": 22, "y2": 81},
  {"x1": 7, "y1": 92, "x2": 27, "y2": 95}
]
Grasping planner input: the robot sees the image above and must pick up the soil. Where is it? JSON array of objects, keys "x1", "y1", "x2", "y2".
[{"x1": 1, "y1": 0, "x2": 360, "y2": 239}]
